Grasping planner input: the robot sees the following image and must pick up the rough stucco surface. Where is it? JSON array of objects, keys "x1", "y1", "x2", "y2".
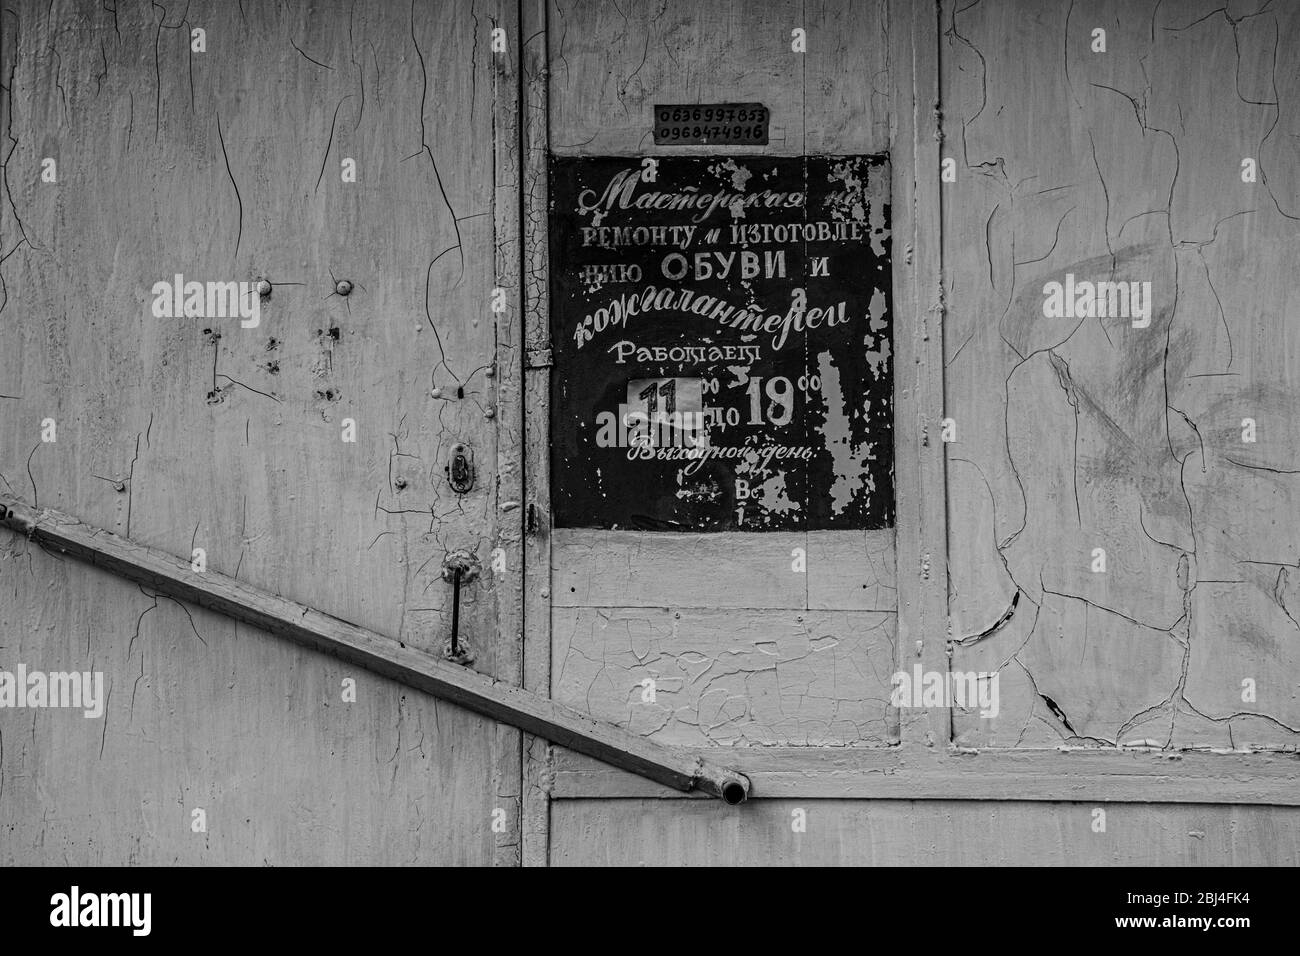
[
  {"x1": 944, "y1": 0, "x2": 1300, "y2": 750},
  {"x1": 0, "y1": 0, "x2": 517, "y2": 864}
]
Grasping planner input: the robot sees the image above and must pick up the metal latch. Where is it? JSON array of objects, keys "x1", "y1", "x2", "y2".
[
  {"x1": 440, "y1": 550, "x2": 481, "y2": 665},
  {"x1": 446, "y1": 443, "x2": 475, "y2": 494}
]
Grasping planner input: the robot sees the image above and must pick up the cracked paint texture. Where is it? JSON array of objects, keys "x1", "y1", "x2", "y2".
[
  {"x1": 943, "y1": 0, "x2": 1300, "y2": 751},
  {"x1": 552, "y1": 607, "x2": 896, "y2": 746},
  {"x1": 0, "y1": 0, "x2": 518, "y2": 864}
]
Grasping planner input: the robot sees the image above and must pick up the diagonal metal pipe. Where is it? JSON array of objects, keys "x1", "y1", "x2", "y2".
[{"x1": 0, "y1": 495, "x2": 750, "y2": 805}]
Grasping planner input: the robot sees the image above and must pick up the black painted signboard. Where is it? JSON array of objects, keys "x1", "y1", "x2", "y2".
[{"x1": 549, "y1": 155, "x2": 894, "y2": 532}]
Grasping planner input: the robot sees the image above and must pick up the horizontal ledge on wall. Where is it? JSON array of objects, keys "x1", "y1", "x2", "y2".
[
  {"x1": 552, "y1": 527, "x2": 897, "y2": 612},
  {"x1": 549, "y1": 745, "x2": 1300, "y2": 805}
]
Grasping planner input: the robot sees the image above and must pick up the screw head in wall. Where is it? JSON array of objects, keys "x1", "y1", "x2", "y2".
[{"x1": 335, "y1": 279, "x2": 353, "y2": 296}]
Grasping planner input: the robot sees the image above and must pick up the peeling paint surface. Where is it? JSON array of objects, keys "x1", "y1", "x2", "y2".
[
  {"x1": 943, "y1": 0, "x2": 1300, "y2": 751},
  {"x1": 0, "y1": 0, "x2": 518, "y2": 865},
  {"x1": 552, "y1": 607, "x2": 896, "y2": 746},
  {"x1": 5, "y1": 0, "x2": 1298, "y2": 869}
]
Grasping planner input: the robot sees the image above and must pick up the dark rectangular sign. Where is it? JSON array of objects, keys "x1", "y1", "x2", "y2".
[
  {"x1": 653, "y1": 103, "x2": 770, "y2": 145},
  {"x1": 548, "y1": 154, "x2": 894, "y2": 532}
]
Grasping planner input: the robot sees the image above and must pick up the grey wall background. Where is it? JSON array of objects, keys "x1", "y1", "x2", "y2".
[{"x1": 1, "y1": 0, "x2": 1296, "y2": 866}]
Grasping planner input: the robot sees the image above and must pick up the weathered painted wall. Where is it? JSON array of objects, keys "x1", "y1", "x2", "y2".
[
  {"x1": 942, "y1": 0, "x2": 1300, "y2": 751},
  {"x1": 1, "y1": 0, "x2": 521, "y2": 864},
  {"x1": 543, "y1": 0, "x2": 899, "y2": 754},
  {"x1": 538, "y1": 0, "x2": 1300, "y2": 866},
  {"x1": 551, "y1": 799, "x2": 1300, "y2": 866},
  {"x1": 2, "y1": 0, "x2": 1297, "y2": 867}
]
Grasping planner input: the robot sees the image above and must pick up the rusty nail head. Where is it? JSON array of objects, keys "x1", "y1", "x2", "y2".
[
  {"x1": 430, "y1": 387, "x2": 443, "y2": 399},
  {"x1": 256, "y1": 279, "x2": 272, "y2": 296},
  {"x1": 394, "y1": 476, "x2": 408, "y2": 489},
  {"x1": 484, "y1": 407, "x2": 496, "y2": 419},
  {"x1": 335, "y1": 279, "x2": 353, "y2": 296}
]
